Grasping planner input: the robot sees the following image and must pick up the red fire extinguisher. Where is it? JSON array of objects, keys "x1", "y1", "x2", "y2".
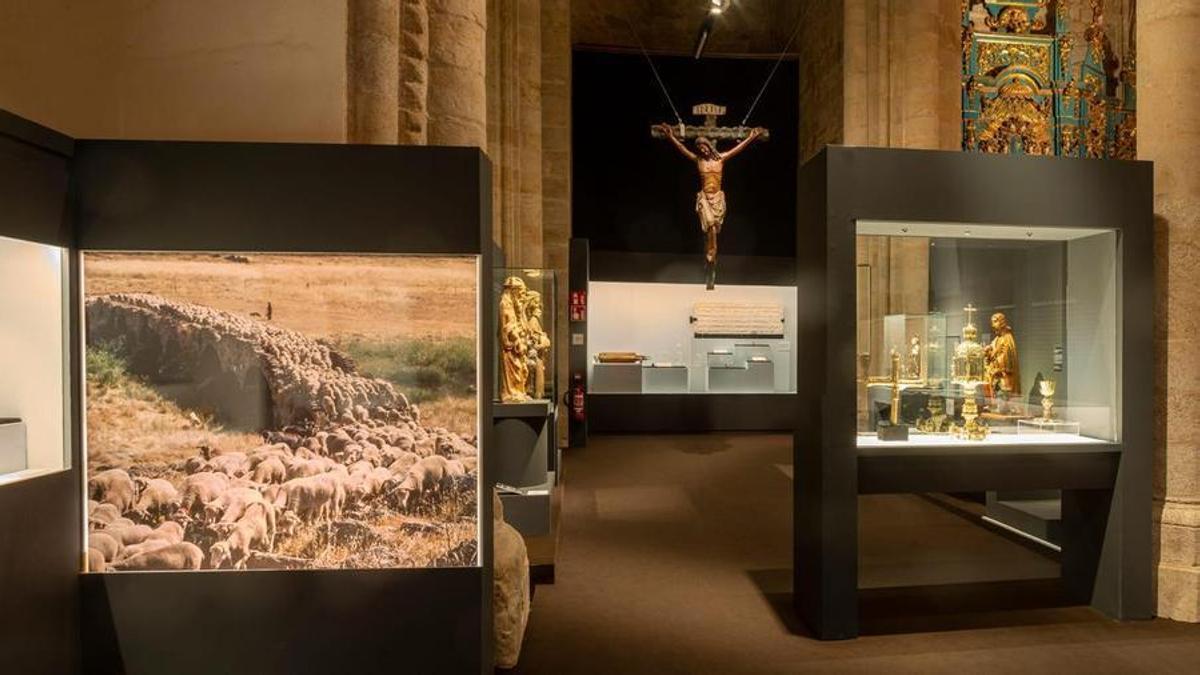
[{"x1": 568, "y1": 372, "x2": 586, "y2": 422}]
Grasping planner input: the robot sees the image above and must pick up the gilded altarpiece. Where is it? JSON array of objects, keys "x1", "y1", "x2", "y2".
[{"x1": 962, "y1": 1, "x2": 1135, "y2": 159}]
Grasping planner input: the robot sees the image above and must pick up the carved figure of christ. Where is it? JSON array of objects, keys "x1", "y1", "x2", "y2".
[{"x1": 655, "y1": 123, "x2": 764, "y2": 288}]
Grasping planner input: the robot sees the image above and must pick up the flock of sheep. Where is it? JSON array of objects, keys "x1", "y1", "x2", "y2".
[
  {"x1": 84, "y1": 291, "x2": 481, "y2": 571},
  {"x1": 87, "y1": 419, "x2": 479, "y2": 571}
]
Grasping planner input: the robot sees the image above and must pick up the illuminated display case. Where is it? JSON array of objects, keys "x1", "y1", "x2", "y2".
[
  {"x1": 856, "y1": 222, "x2": 1119, "y2": 447},
  {"x1": 587, "y1": 280, "x2": 797, "y2": 395},
  {"x1": 0, "y1": 114, "x2": 496, "y2": 672},
  {"x1": 0, "y1": 235, "x2": 70, "y2": 484},
  {"x1": 794, "y1": 147, "x2": 1153, "y2": 641}
]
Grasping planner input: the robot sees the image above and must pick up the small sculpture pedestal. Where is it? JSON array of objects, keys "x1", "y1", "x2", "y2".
[
  {"x1": 876, "y1": 420, "x2": 909, "y2": 442},
  {"x1": 494, "y1": 401, "x2": 555, "y2": 537}
]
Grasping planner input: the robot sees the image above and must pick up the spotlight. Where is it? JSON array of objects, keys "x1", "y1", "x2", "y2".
[
  {"x1": 694, "y1": 15, "x2": 714, "y2": 59},
  {"x1": 710, "y1": 0, "x2": 730, "y2": 15}
]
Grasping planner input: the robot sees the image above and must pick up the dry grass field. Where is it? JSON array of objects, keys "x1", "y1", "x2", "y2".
[
  {"x1": 84, "y1": 253, "x2": 478, "y2": 340},
  {"x1": 84, "y1": 253, "x2": 479, "y2": 435}
]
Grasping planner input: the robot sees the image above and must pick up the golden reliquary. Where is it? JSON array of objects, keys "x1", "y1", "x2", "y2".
[{"x1": 949, "y1": 303, "x2": 989, "y2": 441}]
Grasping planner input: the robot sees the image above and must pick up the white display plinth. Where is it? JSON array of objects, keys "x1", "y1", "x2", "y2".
[
  {"x1": 1017, "y1": 418, "x2": 1082, "y2": 435},
  {"x1": 856, "y1": 431, "x2": 1109, "y2": 448}
]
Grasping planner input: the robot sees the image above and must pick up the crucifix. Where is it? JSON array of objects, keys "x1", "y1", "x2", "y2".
[{"x1": 653, "y1": 103, "x2": 769, "y2": 290}]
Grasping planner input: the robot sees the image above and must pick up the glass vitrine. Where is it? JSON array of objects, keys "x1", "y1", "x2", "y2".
[
  {"x1": 494, "y1": 267, "x2": 557, "y2": 404},
  {"x1": 587, "y1": 280, "x2": 797, "y2": 395},
  {"x1": 856, "y1": 221, "x2": 1119, "y2": 446},
  {"x1": 0, "y1": 235, "x2": 70, "y2": 484}
]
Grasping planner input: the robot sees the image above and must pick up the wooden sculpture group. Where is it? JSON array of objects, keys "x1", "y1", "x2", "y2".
[{"x1": 498, "y1": 276, "x2": 552, "y2": 403}]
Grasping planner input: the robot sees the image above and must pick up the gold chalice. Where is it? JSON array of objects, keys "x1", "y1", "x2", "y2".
[{"x1": 1038, "y1": 379, "x2": 1056, "y2": 422}]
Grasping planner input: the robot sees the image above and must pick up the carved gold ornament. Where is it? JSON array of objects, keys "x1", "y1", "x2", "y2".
[
  {"x1": 1060, "y1": 124, "x2": 1079, "y2": 155},
  {"x1": 1058, "y1": 33, "x2": 1073, "y2": 67},
  {"x1": 1114, "y1": 113, "x2": 1136, "y2": 160},
  {"x1": 1086, "y1": 95, "x2": 1107, "y2": 158},
  {"x1": 977, "y1": 80, "x2": 1053, "y2": 155},
  {"x1": 977, "y1": 41, "x2": 1052, "y2": 83},
  {"x1": 987, "y1": 7, "x2": 1031, "y2": 33}
]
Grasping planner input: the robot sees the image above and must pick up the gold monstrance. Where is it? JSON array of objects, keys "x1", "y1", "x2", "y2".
[{"x1": 950, "y1": 303, "x2": 989, "y2": 441}]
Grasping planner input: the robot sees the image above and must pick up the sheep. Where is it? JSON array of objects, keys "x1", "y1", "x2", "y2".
[
  {"x1": 88, "y1": 530, "x2": 123, "y2": 562},
  {"x1": 247, "y1": 443, "x2": 292, "y2": 468},
  {"x1": 350, "y1": 468, "x2": 393, "y2": 504},
  {"x1": 116, "y1": 538, "x2": 171, "y2": 562},
  {"x1": 387, "y1": 431, "x2": 416, "y2": 453},
  {"x1": 105, "y1": 523, "x2": 155, "y2": 546},
  {"x1": 358, "y1": 444, "x2": 383, "y2": 466},
  {"x1": 294, "y1": 447, "x2": 322, "y2": 461},
  {"x1": 262, "y1": 430, "x2": 302, "y2": 449},
  {"x1": 132, "y1": 478, "x2": 182, "y2": 522},
  {"x1": 88, "y1": 502, "x2": 122, "y2": 528},
  {"x1": 87, "y1": 548, "x2": 107, "y2": 572},
  {"x1": 203, "y1": 487, "x2": 268, "y2": 525},
  {"x1": 251, "y1": 456, "x2": 288, "y2": 484},
  {"x1": 146, "y1": 520, "x2": 185, "y2": 545},
  {"x1": 301, "y1": 436, "x2": 324, "y2": 455},
  {"x1": 387, "y1": 452, "x2": 421, "y2": 475},
  {"x1": 286, "y1": 458, "x2": 327, "y2": 480},
  {"x1": 107, "y1": 516, "x2": 136, "y2": 531},
  {"x1": 180, "y1": 455, "x2": 209, "y2": 474},
  {"x1": 390, "y1": 455, "x2": 453, "y2": 512},
  {"x1": 181, "y1": 472, "x2": 230, "y2": 515},
  {"x1": 435, "y1": 431, "x2": 477, "y2": 458},
  {"x1": 205, "y1": 452, "x2": 250, "y2": 477},
  {"x1": 110, "y1": 542, "x2": 204, "y2": 571},
  {"x1": 347, "y1": 460, "x2": 375, "y2": 477},
  {"x1": 347, "y1": 467, "x2": 393, "y2": 506},
  {"x1": 276, "y1": 474, "x2": 344, "y2": 526},
  {"x1": 323, "y1": 432, "x2": 354, "y2": 456},
  {"x1": 444, "y1": 459, "x2": 468, "y2": 478},
  {"x1": 88, "y1": 469, "x2": 137, "y2": 513},
  {"x1": 459, "y1": 456, "x2": 479, "y2": 474},
  {"x1": 413, "y1": 436, "x2": 436, "y2": 457},
  {"x1": 209, "y1": 502, "x2": 275, "y2": 570},
  {"x1": 335, "y1": 442, "x2": 364, "y2": 464}
]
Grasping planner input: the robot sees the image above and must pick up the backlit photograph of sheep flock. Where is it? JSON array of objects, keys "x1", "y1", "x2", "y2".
[{"x1": 83, "y1": 253, "x2": 480, "y2": 572}]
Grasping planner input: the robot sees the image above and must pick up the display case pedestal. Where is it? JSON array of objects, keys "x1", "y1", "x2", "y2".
[
  {"x1": 498, "y1": 472, "x2": 555, "y2": 537},
  {"x1": 493, "y1": 401, "x2": 554, "y2": 489}
]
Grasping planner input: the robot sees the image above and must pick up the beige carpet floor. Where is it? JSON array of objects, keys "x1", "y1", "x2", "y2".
[{"x1": 512, "y1": 433, "x2": 1200, "y2": 674}]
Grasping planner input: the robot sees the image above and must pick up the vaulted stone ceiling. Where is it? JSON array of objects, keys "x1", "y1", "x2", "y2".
[{"x1": 571, "y1": 0, "x2": 804, "y2": 55}]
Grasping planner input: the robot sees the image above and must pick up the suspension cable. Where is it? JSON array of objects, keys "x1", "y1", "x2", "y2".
[
  {"x1": 741, "y1": 11, "x2": 804, "y2": 126},
  {"x1": 623, "y1": 16, "x2": 685, "y2": 128}
]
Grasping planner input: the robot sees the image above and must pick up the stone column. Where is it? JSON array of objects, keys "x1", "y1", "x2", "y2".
[
  {"x1": 542, "y1": 0, "x2": 570, "y2": 442},
  {"x1": 844, "y1": 0, "x2": 960, "y2": 150},
  {"x1": 1142, "y1": 0, "x2": 1200, "y2": 623},
  {"x1": 428, "y1": 0, "x2": 487, "y2": 146},
  {"x1": 488, "y1": 0, "x2": 543, "y2": 266},
  {"x1": 398, "y1": 0, "x2": 429, "y2": 144},
  {"x1": 346, "y1": 0, "x2": 400, "y2": 144}
]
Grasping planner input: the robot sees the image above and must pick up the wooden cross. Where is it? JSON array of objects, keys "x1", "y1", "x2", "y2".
[{"x1": 650, "y1": 103, "x2": 771, "y2": 142}]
